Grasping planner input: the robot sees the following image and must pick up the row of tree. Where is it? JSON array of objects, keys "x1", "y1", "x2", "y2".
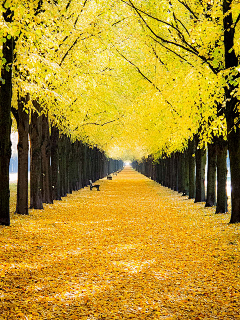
[
  {"x1": 134, "y1": 135, "x2": 229, "y2": 218},
  {"x1": 1, "y1": 0, "x2": 240, "y2": 224},
  {"x1": 122, "y1": 0, "x2": 240, "y2": 223},
  {"x1": 2, "y1": 98, "x2": 123, "y2": 226},
  {"x1": 0, "y1": 1, "x2": 125, "y2": 226}
]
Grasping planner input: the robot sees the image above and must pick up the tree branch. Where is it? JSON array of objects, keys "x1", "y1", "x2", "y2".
[
  {"x1": 125, "y1": 0, "x2": 199, "y2": 55},
  {"x1": 176, "y1": 0, "x2": 199, "y2": 20},
  {"x1": 150, "y1": 36, "x2": 194, "y2": 68},
  {"x1": 66, "y1": 0, "x2": 72, "y2": 10},
  {"x1": 150, "y1": 44, "x2": 166, "y2": 67},
  {"x1": 81, "y1": 118, "x2": 121, "y2": 127},
  {"x1": 121, "y1": 0, "x2": 186, "y2": 35},
  {"x1": 116, "y1": 49, "x2": 180, "y2": 116}
]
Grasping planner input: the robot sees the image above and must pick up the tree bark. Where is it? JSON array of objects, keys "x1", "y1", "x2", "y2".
[
  {"x1": 228, "y1": 130, "x2": 240, "y2": 222},
  {"x1": 41, "y1": 114, "x2": 53, "y2": 204},
  {"x1": 188, "y1": 138, "x2": 196, "y2": 199},
  {"x1": 195, "y1": 145, "x2": 206, "y2": 202},
  {"x1": 16, "y1": 94, "x2": 30, "y2": 214},
  {"x1": 205, "y1": 142, "x2": 217, "y2": 207},
  {"x1": 51, "y1": 125, "x2": 61, "y2": 200},
  {"x1": 215, "y1": 137, "x2": 228, "y2": 213},
  {"x1": 65, "y1": 137, "x2": 71, "y2": 194},
  {"x1": 29, "y1": 104, "x2": 43, "y2": 209},
  {"x1": 223, "y1": 0, "x2": 240, "y2": 222},
  {"x1": 178, "y1": 152, "x2": 185, "y2": 193},
  {"x1": 59, "y1": 135, "x2": 67, "y2": 197},
  {"x1": 78, "y1": 141, "x2": 84, "y2": 188},
  {"x1": 182, "y1": 149, "x2": 189, "y2": 196},
  {"x1": 0, "y1": 10, "x2": 14, "y2": 225},
  {"x1": 83, "y1": 144, "x2": 88, "y2": 187}
]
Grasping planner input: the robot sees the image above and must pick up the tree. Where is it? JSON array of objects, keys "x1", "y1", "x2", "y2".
[
  {"x1": 15, "y1": 93, "x2": 30, "y2": 215},
  {"x1": 223, "y1": 0, "x2": 240, "y2": 222},
  {"x1": 0, "y1": 4, "x2": 14, "y2": 225},
  {"x1": 119, "y1": 0, "x2": 240, "y2": 222}
]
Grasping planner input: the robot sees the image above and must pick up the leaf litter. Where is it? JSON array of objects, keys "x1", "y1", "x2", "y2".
[{"x1": 0, "y1": 167, "x2": 239, "y2": 319}]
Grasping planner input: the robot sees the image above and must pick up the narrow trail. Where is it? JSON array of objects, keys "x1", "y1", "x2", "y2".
[{"x1": 0, "y1": 166, "x2": 239, "y2": 319}]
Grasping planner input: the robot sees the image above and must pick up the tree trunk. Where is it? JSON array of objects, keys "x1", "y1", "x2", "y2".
[
  {"x1": 51, "y1": 125, "x2": 61, "y2": 200},
  {"x1": 78, "y1": 141, "x2": 84, "y2": 188},
  {"x1": 205, "y1": 142, "x2": 217, "y2": 207},
  {"x1": 195, "y1": 145, "x2": 206, "y2": 202},
  {"x1": 162, "y1": 158, "x2": 167, "y2": 186},
  {"x1": 41, "y1": 114, "x2": 53, "y2": 204},
  {"x1": 70, "y1": 142, "x2": 77, "y2": 191},
  {"x1": 83, "y1": 144, "x2": 88, "y2": 186},
  {"x1": 177, "y1": 152, "x2": 184, "y2": 193},
  {"x1": 0, "y1": 15, "x2": 14, "y2": 225},
  {"x1": 174, "y1": 154, "x2": 179, "y2": 191},
  {"x1": 169, "y1": 156, "x2": 173, "y2": 189},
  {"x1": 188, "y1": 138, "x2": 196, "y2": 199},
  {"x1": 16, "y1": 94, "x2": 29, "y2": 215},
  {"x1": 59, "y1": 135, "x2": 67, "y2": 197},
  {"x1": 228, "y1": 130, "x2": 240, "y2": 222},
  {"x1": 182, "y1": 149, "x2": 189, "y2": 196},
  {"x1": 215, "y1": 137, "x2": 228, "y2": 213},
  {"x1": 223, "y1": 0, "x2": 240, "y2": 222},
  {"x1": 172, "y1": 154, "x2": 177, "y2": 191},
  {"x1": 29, "y1": 104, "x2": 43, "y2": 209},
  {"x1": 65, "y1": 137, "x2": 71, "y2": 194}
]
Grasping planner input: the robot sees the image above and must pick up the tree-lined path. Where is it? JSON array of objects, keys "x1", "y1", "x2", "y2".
[
  {"x1": 1, "y1": 166, "x2": 239, "y2": 319},
  {"x1": 2, "y1": 0, "x2": 240, "y2": 225}
]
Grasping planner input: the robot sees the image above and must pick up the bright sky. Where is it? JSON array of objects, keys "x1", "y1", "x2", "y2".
[{"x1": 11, "y1": 132, "x2": 18, "y2": 156}]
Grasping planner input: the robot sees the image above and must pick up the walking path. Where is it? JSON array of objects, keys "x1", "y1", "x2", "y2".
[{"x1": 1, "y1": 166, "x2": 239, "y2": 319}]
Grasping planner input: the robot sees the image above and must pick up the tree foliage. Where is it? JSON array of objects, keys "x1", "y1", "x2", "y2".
[{"x1": 1, "y1": 0, "x2": 240, "y2": 160}]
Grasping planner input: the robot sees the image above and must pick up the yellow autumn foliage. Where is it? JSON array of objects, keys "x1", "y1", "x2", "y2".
[{"x1": 4, "y1": 0, "x2": 238, "y2": 160}]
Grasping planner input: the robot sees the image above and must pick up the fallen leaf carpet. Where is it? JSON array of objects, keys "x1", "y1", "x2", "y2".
[{"x1": 0, "y1": 166, "x2": 239, "y2": 319}]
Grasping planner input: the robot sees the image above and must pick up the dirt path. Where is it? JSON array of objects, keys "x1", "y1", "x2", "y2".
[{"x1": 0, "y1": 166, "x2": 239, "y2": 319}]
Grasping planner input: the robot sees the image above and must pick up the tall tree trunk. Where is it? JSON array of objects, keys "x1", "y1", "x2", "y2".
[
  {"x1": 174, "y1": 154, "x2": 179, "y2": 192},
  {"x1": 0, "y1": 9, "x2": 14, "y2": 225},
  {"x1": 205, "y1": 142, "x2": 217, "y2": 207},
  {"x1": 167, "y1": 157, "x2": 170, "y2": 188},
  {"x1": 29, "y1": 104, "x2": 43, "y2": 209},
  {"x1": 172, "y1": 154, "x2": 177, "y2": 191},
  {"x1": 65, "y1": 137, "x2": 71, "y2": 194},
  {"x1": 178, "y1": 152, "x2": 184, "y2": 193},
  {"x1": 67, "y1": 140, "x2": 73, "y2": 194},
  {"x1": 59, "y1": 135, "x2": 67, "y2": 197},
  {"x1": 169, "y1": 155, "x2": 173, "y2": 190},
  {"x1": 228, "y1": 129, "x2": 240, "y2": 222},
  {"x1": 16, "y1": 94, "x2": 29, "y2": 215},
  {"x1": 195, "y1": 145, "x2": 206, "y2": 202},
  {"x1": 223, "y1": 0, "x2": 240, "y2": 222},
  {"x1": 216, "y1": 137, "x2": 228, "y2": 213},
  {"x1": 162, "y1": 158, "x2": 166, "y2": 186},
  {"x1": 70, "y1": 142, "x2": 77, "y2": 191},
  {"x1": 83, "y1": 144, "x2": 88, "y2": 187},
  {"x1": 78, "y1": 141, "x2": 84, "y2": 188},
  {"x1": 188, "y1": 138, "x2": 196, "y2": 199},
  {"x1": 51, "y1": 125, "x2": 61, "y2": 200},
  {"x1": 182, "y1": 149, "x2": 189, "y2": 196},
  {"x1": 41, "y1": 114, "x2": 52, "y2": 204}
]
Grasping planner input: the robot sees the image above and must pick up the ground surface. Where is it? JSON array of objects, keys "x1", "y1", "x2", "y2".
[{"x1": 1, "y1": 166, "x2": 239, "y2": 319}]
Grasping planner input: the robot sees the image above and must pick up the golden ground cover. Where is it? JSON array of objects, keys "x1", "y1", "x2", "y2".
[{"x1": 0, "y1": 167, "x2": 239, "y2": 319}]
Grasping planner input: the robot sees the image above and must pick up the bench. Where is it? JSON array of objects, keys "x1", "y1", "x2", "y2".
[{"x1": 89, "y1": 180, "x2": 100, "y2": 191}]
